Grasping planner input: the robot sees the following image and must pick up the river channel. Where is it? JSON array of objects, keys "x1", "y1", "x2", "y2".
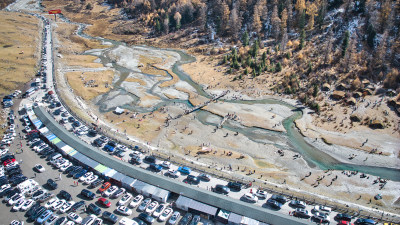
[{"x1": 68, "y1": 18, "x2": 400, "y2": 181}]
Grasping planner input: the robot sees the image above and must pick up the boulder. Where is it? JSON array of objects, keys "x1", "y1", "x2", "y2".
[
  {"x1": 353, "y1": 92, "x2": 363, "y2": 98},
  {"x1": 347, "y1": 97, "x2": 356, "y2": 105},
  {"x1": 350, "y1": 114, "x2": 361, "y2": 122},
  {"x1": 369, "y1": 120, "x2": 384, "y2": 129},
  {"x1": 322, "y1": 83, "x2": 331, "y2": 91},
  {"x1": 331, "y1": 91, "x2": 346, "y2": 100}
]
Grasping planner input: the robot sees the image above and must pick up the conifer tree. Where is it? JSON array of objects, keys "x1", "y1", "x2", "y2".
[{"x1": 306, "y1": 1, "x2": 318, "y2": 30}]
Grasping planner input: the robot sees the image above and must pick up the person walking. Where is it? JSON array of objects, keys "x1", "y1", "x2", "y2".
[
  {"x1": 34, "y1": 173, "x2": 36, "y2": 178},
  {"x1": 59, "y1": 173, "x2": 62, "y2": 181}
]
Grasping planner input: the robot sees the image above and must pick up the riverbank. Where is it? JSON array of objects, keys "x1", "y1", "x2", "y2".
[{"x1": 44, "y1": 7, "x2": 400, "y2": 216}]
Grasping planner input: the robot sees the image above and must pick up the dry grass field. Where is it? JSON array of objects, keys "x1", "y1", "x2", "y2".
[{"x1": 0, "y1": 11, "x2": 40, "y2": 97}]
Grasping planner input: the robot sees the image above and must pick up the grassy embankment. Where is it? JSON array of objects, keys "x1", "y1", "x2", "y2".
[{"x1": 0, "y1": 11, "x2": 40, "y2": 132}]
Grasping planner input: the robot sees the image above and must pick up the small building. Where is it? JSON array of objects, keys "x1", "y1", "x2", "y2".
[
  {"x1": 331, "y1": 91, "x2": 346, "y2": 100},
  {"x1": 132, "y1": 180, "x2": 170, "y2": 203},
  {"x1": 114, "y1": 107, "x2": 125, "y2": 115}
]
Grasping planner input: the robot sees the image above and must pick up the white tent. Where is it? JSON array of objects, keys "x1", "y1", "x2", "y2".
[{"x1": 114, "y1": 107, "x2": 125, "y2": 114}]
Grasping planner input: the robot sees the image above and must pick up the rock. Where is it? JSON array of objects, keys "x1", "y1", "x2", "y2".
[
  {"x1": 369, "y1": 120, "x2": 384, "y2": 129},
  {"x1": 353, "y1": 92, "x2": 363, "y2": 98},
  {"x1": 347, "y1": 97, "x2": 356, "y2": 105},
  {"x1": 331, "y1": 91, "x2": 346, "y2": 100},
  {"x1": 322, "y1": 83, "x2": 330, "y2": 91},
  {"x1": 336, "y1": 83, "x2": 348, "y2": 91},
  {"x1": 350, "y1": 114, "x2": 362, "y2": 122}
]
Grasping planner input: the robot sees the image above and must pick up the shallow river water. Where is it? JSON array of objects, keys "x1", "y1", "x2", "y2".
[{"x1": 68, "y1": 18, "x2": 400, "y2": 181}]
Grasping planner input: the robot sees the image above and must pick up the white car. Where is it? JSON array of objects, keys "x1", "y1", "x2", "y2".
[
  {"x1": 93, "y1": 218, "x2": 103, "y2": 225},
  {"x1": 0, "y1": 184, "x2": 11, "y2": 193},
  {"x1": 21, "y1": 199, "x2": 35, "y2": 211},
  {"x1": 145, "y1": 201, "x2": 159, "y2": 214},
  {"x1": 168, "y1": 211, "x2": 180, "y2": 225},
  {"x1": 118, "y1": 193, "x2": 132, "y2": 206},
  {"x1": 25, "y1": 126, "x2": 32, "y2": 133},
  {"x1": 84, "y1": 175, "x2": 98, "y2": 184},
  {"x1": 158, "y1": 207, "x2": 173, "y2": 221},
  {"x1": 52, "y1": 199, "x2": 66, "y2": 211},
  {"x1": 242, "y1": 193, "x2": 258, "y2": 203},
  {"x1": 116, "y1": 206, "x2": 132, "y2": 216},
  {"x1": 59, "y1": 201, "x2": 75, "y2": 213},
  {"x1": 8, "y1": 194, "x2": 24, "y2": 205},
  {"x1": 12, "y1": 199, "x2": 26, "y2": 211},
  {"x1": 65, "y1": 221, "x2": 75, "y2": 225},
  {"x1": 131, "y1": 151, "x2": 142, "y2": 157},
  {"x1": 103, "y1": 185, "x2": 118, "y2": 197},
  {"x1": 68, "y1": 212, "x2": 82, "y2": 224},
  {"x1": 254, "y1": 189, "x2": 267, "y2": 199},
  {"x1": 45, "y1": 214, "x2": 58, "y2": 225},
  {"x1": 313, "y1": 205, "x2": 332, "y2": 214},
  {"x1": 79, "y1": 172, "x2": 93, "y2": 182},
  {"x1": 0, "y1": 148, "x2": 8, "y2": 156},
  {"x1": 34, "y1": 164, "x2": 45, "y2": 173},
  {"x1": 129, "y1": 194, "x2": 143, "y2": 208},
  {"x1": 160, "y1": 161, "x2": 171, "y2": 168},
  {"x1": 166, "y1": 169, "x2": 180, "y2": 178},
  {"x1": 60, "y1": 162, "x2": 73, "y2": 172},
  {"x1": 82, "y1": 215, "x2": 97, "y2": 225},
  {"x1": 45, "y1": 197, "x2": 59, "y2": 209},
  {"x1": 153, "y1": 204, "x2": 167, "y2": 218},
  {"x1": 56, "y1": 159, "x2": 70, "y2": 169}
]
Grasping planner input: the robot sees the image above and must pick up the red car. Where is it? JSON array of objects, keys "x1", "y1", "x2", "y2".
[
  {"x1": 98, "y1": 197, "x2": 111, "y2": 208},
  {"x1": 98, "y1": 182, "x2": 111, "y2": 193},
  {"x1": 337, "y1": 221, "x2": 354, "y2": 225},
  {"x1": 3, "y1": 158, "x2": 16, "y2": 166}
]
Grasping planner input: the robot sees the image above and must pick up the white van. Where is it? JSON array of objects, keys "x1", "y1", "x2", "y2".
[{"x1": 119, "y1": 217, "x2": 138, "y2": 225}]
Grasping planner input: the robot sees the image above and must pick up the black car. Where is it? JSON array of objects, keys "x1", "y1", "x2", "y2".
[
  {"x1": 31, "y1": 190, "x2": 45, "y2": 200},
  {"x1": 47, "y1": 179, "x2": 58, "y2": 190},
  {"x1": 70, "y1": 200, "x2": 85, "y2": 212},
  {"x1": 11, "y1": 176, "x2": 27, "y2": 185},
  {"x1": 8, "y1": 168, "x2": 22, "y2": 177},
  {"x1": 72, "y1": 121, "x2": 81, "y2": 127},
  {"x1": 1, "y1": 154, "x2": 15, "y2": 163},
  {"x1": 81, "y1": 189, "x2": 95, "y2": 200},
  {"x1": 89, "y1": 179, "x2": 103, "y2": 188},
  {"x1": 214, "y1": 185, "x2": 230, "y2": 195},
  {"x1": 130, "y1": 155, "x2": 142, "y2": 165},
  {"x1": 88, "y1": 203, "x2": 102, "y2": 215},
  {"x1": 68, "y1": 166, "x2": 83, "y2": 177},
  {"x1": 334, "y1": 213, "x2": 352, "y2": 222},
  {"x1": 68, "y1": 117, "x2": 75, "y2": 123},
  {"x1": 149, "y1": 163, "x2": 162, "y2": 172},
  {"x1": 54, "y1": 217, "x2": 67, "y2": 225},
  {"x1": 29, "y1": 206, "x2": 46, "y2": 221},
  {"x1": 0, "y1": 187, "x2": 13, "y2": 198},
  {"x1": 102, "y1": 211, "x2": 118, "y2": 224},
  {"x1": 179, "y1": 213, "x2": 193, "y2": 225},
  {"x1": 58, "y1": 190, "x2": 72, "y2": 201},
  {"x1": 26, "y1": 202, "x2": 41, "y2": 218},
  {"x1": 93, "y1": 139, "x2": 104, "y2": 147},
  {"x1": 197, "y1": 173, "x2": 210, "y2": 182},
  {"x1": 144, "y1": 156, "x2": 156, "y2": 163},
  {"x1": 88, "y1": 129, "x2": 98, "y2": 137},
  {"x1": 138, "y1": 213, "x2": 155, "y2": 224},
  {"x1": 186, "y1": 175, "x2": 199, "y2": 184},
  {"x1": 107, "y1": 141, "x2": 117, "y2": 147},
  {"x1": 270, "y1": 194, "x2": 287, "y2": 204},
  {"x1": 227, "y1": 182, "x2": 242, "y2": 191},
  {"x1": 64, "y1": 165, "x2": 77, "y2": 174},
  {"x1": 266, "y1": 199, "x2": 282, "y2": 210}
]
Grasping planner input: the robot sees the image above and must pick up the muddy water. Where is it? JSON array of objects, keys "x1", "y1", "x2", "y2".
[{"x1": 68, "y1": 18, "x2": 400, "y2": 181}]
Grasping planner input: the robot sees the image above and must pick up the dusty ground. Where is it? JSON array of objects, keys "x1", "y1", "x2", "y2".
[
  {"x1": 0, "y1": 11, "x2": 40, "y2": 96},
  {"x1": 0, "y1": 11, "x2": 41, "y2": 133}
]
